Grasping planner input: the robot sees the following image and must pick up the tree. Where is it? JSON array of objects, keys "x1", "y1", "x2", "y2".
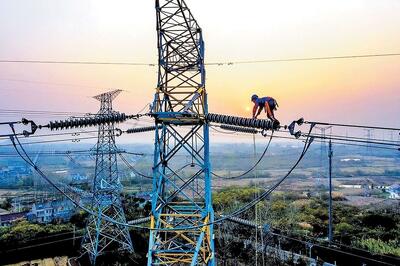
[{"x1": 0, "y1": 197, "x2": 12, "y2": 210}]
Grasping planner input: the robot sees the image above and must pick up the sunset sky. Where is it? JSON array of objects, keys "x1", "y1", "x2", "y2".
[{"x1": 0, "y1": 0, "x2": 399, "y2": 140}]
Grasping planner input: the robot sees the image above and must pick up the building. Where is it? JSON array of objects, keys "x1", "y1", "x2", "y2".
[
  {"x1": 0, "y1": 162, "x2": 32, "y2": 188},
  {"x1": 27, "y1": 199, "x2": 75, "y2": 224},
  {"x1": 71, "y1": 173, "x2": 88, "y2": 184},
  {"x1": 387, "y1": 184, "x2": 400, "y2": 199},
  {"x1": 0, "y1": 211, "x2": 28, "y2": 226}
]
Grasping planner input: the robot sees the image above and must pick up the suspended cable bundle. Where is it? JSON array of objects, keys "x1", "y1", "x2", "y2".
[
  {"x1": 303, "y1": 120, "x2": 400, "y2": 131},
  {"x1": 222, "y1": 215, "x2": 259, "y2": 228},
  {"x1": 43, "y1": 113, "x2": 134, "y2": 131},
  {"x1": 128, "y1": 217, "x2": 151, "y2": 225},
  {"x1": 219, "y1": 124, "x2": 258, "y2": 134},
  {"x1": 206, "y1": 113, "x2": 278, "y2": 130},
  {"x1": 125, "y1": 125, "x2": 161, "y2": 134}
]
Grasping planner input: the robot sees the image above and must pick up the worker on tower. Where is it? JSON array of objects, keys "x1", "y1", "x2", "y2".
[{"x1": 251, "y1": 94, "x2": 280, "y2": 126}]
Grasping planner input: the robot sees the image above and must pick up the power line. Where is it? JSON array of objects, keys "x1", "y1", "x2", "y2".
[
  {"x1": 0, "y1": 108, "x2": 87, "y2": 116},
  {"x1": 215, "y1": 126, "x2": 399, "y2": 146},
  {"x1": 0, "y1": 78, "x2": 98, "y2": 89},
  {"x1": 1, "y1": 52, "x2": 399, "y2": 67},
  {"x1": 7, "y1": 129, "x2": 148, "y2": 231},
  {"x1": 118, "y1": 153, "x2": 152, "y2": 179},
  {"x1": 0, "y1": 236, "x2": 83, "y2": 253},
  {"x1": 266, "y1": 232, "x2": 395, "y2": 266},
  {"x1": 212, "y1": 132, "x2": 274, "y2": 179},
  {"x1": 308, "y1": 132, "x2": 400, "y2": 145},
  {"x1": 0, "y1": 147, "x2": 142, "y2": 158},
  {"x1": 211, "y1": 127, "x2": 400, "y2": 151},
  {"x1": 0, "y1": 136, "x2": 100, "y2": 147},
  {"x1": 0, "y1": 114, "x2": 83, "y2": 119},
  {"x1": 225, "y1": 220, "x2": 395, "y2": 266},
  {"x1": 2, "y1": 119, "x2": 397, "y2": 232},
  {"x1": 272, "y1": 227, "x2": 398, "y2": 261},
  {"x1": 224, "y1": 127, "x2": 314, "y2": 219},
  {"x1": 307, "y1": 133, "x2": 400, "y2": 147},
  {"x1": 207, "y1": 52, "x2": 400, "y2": 66},
  {"x1": 119, "y1": 152, "x2": 201, "y2": 180},
  {"x1": 6, "y1": 124, "x2": 313, "y2": 231},
  {"x1": 310, "y1": 138, "x2": 400, "y2": 151},
  {"x1": 0, "y1": 59, "x2": 153, "y2": 66},
  {"x1": 304, "y1": 120, "x2": 400, "y2": 131},
  {"x1": 0, "y1": 130, "x2": 98, "y2": 141}
]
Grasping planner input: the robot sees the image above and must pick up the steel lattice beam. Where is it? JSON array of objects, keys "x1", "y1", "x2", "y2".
[{"x1": 148, "y1": 1, "x2": 215, "y2": 265}]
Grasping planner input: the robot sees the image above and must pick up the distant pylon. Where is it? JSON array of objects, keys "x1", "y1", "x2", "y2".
[{"x1": 81, "y1": 89, "x2": 133, "y2": 265}]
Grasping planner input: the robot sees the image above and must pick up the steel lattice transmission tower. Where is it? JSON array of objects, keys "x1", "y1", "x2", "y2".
[
  {"x1": 82, "y1": 89, "x2": 133, "y2": 264},
  {"x1": 147, "y1": 0, "x2": 215, "y2": 265}
]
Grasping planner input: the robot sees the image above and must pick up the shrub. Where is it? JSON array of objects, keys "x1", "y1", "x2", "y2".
[{"x1": 355, "y1": 238, "x2": 400, "y2": 256}]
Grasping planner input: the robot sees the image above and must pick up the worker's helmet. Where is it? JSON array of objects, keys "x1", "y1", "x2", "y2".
[{"x1": 251, "y1": 94, "x2": 258, "y2": 101}]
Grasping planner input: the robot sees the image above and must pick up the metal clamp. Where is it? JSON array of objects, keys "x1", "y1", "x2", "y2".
[
  {"x1": 0, "y1": 119, "x2": 38, "y2": 138},
  {"x1": 288, "y1": 118, "x2": 304, "y2": 139}
]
